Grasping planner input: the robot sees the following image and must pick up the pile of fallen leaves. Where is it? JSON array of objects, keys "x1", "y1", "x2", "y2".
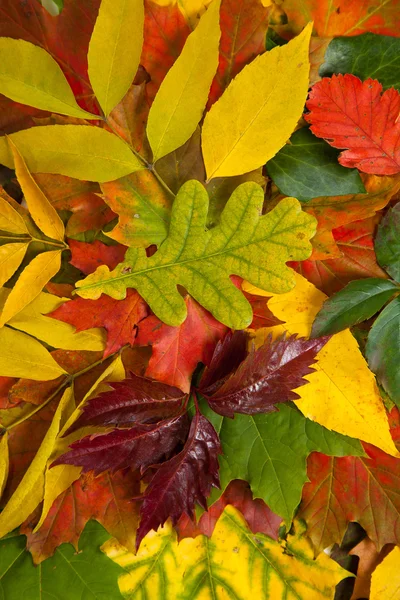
[{"x1": 0, "y1": 0, "x2": 399, "y2": 598}]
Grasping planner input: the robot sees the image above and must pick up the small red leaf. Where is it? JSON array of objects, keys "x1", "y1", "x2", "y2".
[{"x1": 69, "y1": 239, "x2": 127, "y2": 275}]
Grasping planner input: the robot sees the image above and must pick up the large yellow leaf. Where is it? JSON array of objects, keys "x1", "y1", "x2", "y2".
[
  {"x1": 0, "y1": 39, "x2": 96, "y2": 119},
  {"x1": 0, "y1": 326, "x2": 66, "y2": 380},
  {"x1": 0, "y1": 126, "x2": 144, "y2": 183},
  {"x1": 244, "y1": 273, "x2": 398, "y2": 457},
  {"x1": 0, "y1": 192, "x2": 28, "y2": 234},
  {"x1": 201, "y1": 22, "x2": 312, "y2": 180},
  {"x1": 0, "y1": 433, "x2": 9, "y2": 500},
  {"x1": 370, "y1": 547, "x2": 400, "y2": 600},
  {"x1": 0, "y1": 243, "x2": 29, "y2": 287},
  {"x1": 88, "y1": 0, "x2": 144, "y2": 116},
  {"x1": 9, "y1": 139, "x2": 65, "y2": 242},
  {"x1": 0, "y1": 387, "x2": 73, "y2": 538},
  {"x1": 103, "y1": 506, "x2": 350, "y2": 599},
  {"x1": 147, "y1": 0, "x2": 221, "y2": 162},
  {"x1": 0, "y1": 250, "x2": 62, "y2": 327}
]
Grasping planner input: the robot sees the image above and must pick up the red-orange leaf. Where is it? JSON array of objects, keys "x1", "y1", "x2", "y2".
[
  {"x1": 69, "y1": 239, "x2": 127, "y2": 275},
  {"x1": 305, "y1": 74, "x2": 400, "y2": 175}
]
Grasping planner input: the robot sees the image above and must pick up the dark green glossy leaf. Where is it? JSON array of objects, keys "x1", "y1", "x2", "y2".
[
  {"x1": 320, "y1": 33, "x2": 400, "y2": 91},
  {"x1": 366, "y1": 297, "x2": 400, "y2": 406},
  {"x1": 266, "y1": 128, "x2": 365, "y2": 202},
  {"x1": 311, "y1": 278, "x2": 398, "y2": 337},
  {"x1": 375, "y1": 202, "x2": 400, "y2": 283},
  {"x1": 0, "y1": 522, "x2": 124, "y2": 599}
]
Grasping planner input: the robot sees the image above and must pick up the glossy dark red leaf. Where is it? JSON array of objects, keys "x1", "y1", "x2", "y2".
[
  {"x1": 199, "y1": 330, "x2": 248, "y2": 394},
  {"x1": 136, "y1": 412, "x2": 221, "y2": 549}
]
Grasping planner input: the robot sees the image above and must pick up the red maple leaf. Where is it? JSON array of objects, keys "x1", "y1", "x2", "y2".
[
  {"x1": 305, "y1": 74, "x2": 400, "y2": 175},
  {"x1": 69, "y1": 239, "x2": 127, "y2": 275}
]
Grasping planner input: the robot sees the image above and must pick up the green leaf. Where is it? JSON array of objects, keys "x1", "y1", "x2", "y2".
[
  {"x1": 311, "y1": 278, "x2": 398, "y2": 337},
  {"x1": 320, "y1": 33, "x2": 400, "y2": 91},
  {"x1": 76, "y1": 180, "x2": 316, "y2": 329},
  {"x1": 0, "y1": 522, "x2": 124, "y2": 599},
  {"x1": 366, "y1": 297, "x2": 400, "y2": 406},
  {"x1": 201, "y1": 401, "x2": 364, "y2": 524},
  {"x1": 88, "y1": 0, "x2": 144, "y2": 116},
  {"x1": 375, "y1": 202, "x2": 400, "y2": 283},
  {"x1": 0, "y1": 126, "x2": 143, "y2": 183},
  {"x1": 267, "y1": 128, "x2": 365, "y2": 201},
  {"x1": 147, "y1": 0, "x2": 221, "y2": 162},
  {"x1": 0, "y1": 39, "x2": 96, "y2": 119}
]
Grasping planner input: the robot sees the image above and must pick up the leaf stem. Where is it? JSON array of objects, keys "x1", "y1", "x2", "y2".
[{"x1": 0, "y1": 234, "x2": 68, "y2": 250}]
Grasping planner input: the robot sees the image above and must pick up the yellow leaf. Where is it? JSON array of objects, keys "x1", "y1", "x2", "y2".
[
  {"x1": 0, "y1": 38, "x2": 96, "y2": 119},
  {"x1": 0, "y1": 387, "x2": 73, "y2": 538},
  {"x1": 0, "y1": 242, "x2": 29, "y2": 287},
  {"x1": 244, "y1": 273, "x2": 399, "y2": 457},
  {"x1": 0, "y1": 125, "x2": 144, "y2": 183},
  {"x1": 88, "y1": 0, "x2": 144, "y2": 116},
  {"x1": 177, "y1": 0, "x2": 212, "y2": 28},
  {"x1": 370, "y1": 546, "x2": 400, "y2": 600},
  {"x1": 0, "y1": 326, "x2": 66, "y2": 380},
  {"x1": 0, "y1": 191, "x2": 28, "y2": 234},
  {"x1": 103, "y1": 506, "x2": 350, "y2": 599},
  {"x1": 202, "y1": 22, "x2": 312, "y2": 180},
  {"x1": 0, "y1": 250, "x2": 62, "y2": 326},
  {"x1": 147, "y1": 0, "x2": 221, "y2": 162},
  {"x1": 0, "y1": 433, "x2": 9, "y2": 499},
  {"x1": 9, "y1": 138, "x2": 65, "y2": 241}
]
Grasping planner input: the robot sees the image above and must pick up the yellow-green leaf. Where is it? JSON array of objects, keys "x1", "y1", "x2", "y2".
[
  {"x1": 147, "y1": 0, "x2": 221, "y2": 162},
  {"x1": 9, "y1": 138, "x2": 65, "y2": 242},
  {"x1": 103, "y1": 506, "x2": 350, "y2": 599},
  {"x1": 0, "y1": 387, "x2": 73, "y2": 539},
  {"x1": 0, "y1": 433, "x2": 9, "y2": 499},
  {"x1": 0, "y1": 327, "x2": 66, "y2": 380},
  {"x1": 0, "y1": 250, "x2": 62, "y2": 326},
  {"x1": 0, "y1": 38, "x2": 97, "y2": 119},
  {"x1": 0, "y1": 192, "x2": 28, "y2": 234},
  {"x1": 245, "y1": 273, "x2": 399, "y2": 457},
  {"x1": 202, "y1": 22, "x2": 312, "y2": 180},
  {"x1": 370, "y1": 546, "x2": 400, "y2": 600},
  {"x1": 88, "y1": 0, "x2": 144, "y2": 116},
  {"x1": 0, "y1": 126, "x2": 144, "y2": 183},
  {"x1": 0, "y1": 243, "x2": 29, "y2": 287}
]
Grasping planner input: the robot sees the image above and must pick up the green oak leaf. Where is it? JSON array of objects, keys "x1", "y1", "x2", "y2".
[
  {"x1": 267, "y1": 128, "x2": 365, "y2": 201},
  {"x1": 0, "y1": 521, "x2": 124, "y2": 599},
  {"x1": 200, "y1": 401, "x2": 364, "y2": 524},
  {"x1": 320, "y1": 33, "x2": 400, "y2": 91},
  {"x1": 366, "y1": 297, "x2": 400, "y2": 406},
  {"x1": 76, "y1": 180, "x2": 316, "y2": 329},
  {"x1": 375, "y1": 202, "x2": 400, "y2": 283},
  {"x1": 311, "y1": 278, "x2": 399, "y2": 337}
]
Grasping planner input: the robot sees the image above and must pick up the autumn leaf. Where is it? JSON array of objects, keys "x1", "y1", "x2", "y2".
[
  {"x1": 69, "y1": 239, "x2": 127, "y2": 275},
  {"x1": 76, "y1": 180, "x2": 316, "y2": 329},
  {"x1": 370, "y1": 546, "x2": 400, "y2": 600}
]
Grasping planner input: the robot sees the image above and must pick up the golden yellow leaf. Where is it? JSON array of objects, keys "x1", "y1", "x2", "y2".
[
  {"x1": 103, "y1": 506, "x2": 350, "y2": 599},
  {"x1": 0, "y1": 433, "x2": 9, "y2": 499},
  {"x1": 0, "y1": 387, "x2": 73, "y2": 538},
  {"x1": 0, "y1": 250, "x2": 62, "y2": 326},
  {"x1": 88, "y1": 0, "x2": 144, "y2": 116},
  {"x1": 0, "y1": 38, "x2": 96, "y2": 119},
  {"x1": 0, "y1": 326, "x2": 66, "y2": 380},
  {"x1": 147, "y1": 0, "x2": 221, "y2": 162},
  {"x1": 177, "y1": 0, "x2": 212, "y2": 27},
  {"x1": 202, "y1": 22, "x2": 312, "y2": 180},
  {"x1": 244, "y1": 273, "x2": 399, "y2": 457},
  {"x1": 370, "y1": 547, "x2": 400, "y2": 600},
  {"x1": 9, "y1": 138, "x2": 65, "y2": 242},
  {"x1": 0, "y1": 242, "x2": 29, "y2": 287},
  {"x1": 0, "y1": 192, "x2": 28, "y2": 234}
]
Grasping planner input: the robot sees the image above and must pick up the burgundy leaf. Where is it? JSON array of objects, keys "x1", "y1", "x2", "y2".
[
  {"x1": 53, "y1": 413, "x2": 190, "y2": 475},
  {"x1": 65, "y1": 373, "x2": 185, "y2": 434},
  {"x1": 203, "y1": 334, "x2": 329, "y2": 417},
  {"x1": 199, "y1": 330, "x2": 248, "y2": 394},
  {"x1": 245, "y1": 292, "x2": 285, "y2": 329},
  {"x1": 136, "y1": 413, "x2": 221, "y2": 549}
]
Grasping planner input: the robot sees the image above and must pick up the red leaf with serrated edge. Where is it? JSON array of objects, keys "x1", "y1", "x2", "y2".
[
  {"x1": 230, "y1": 275, "x2": 283, "y2": 329},
  {"x1": 69, "y1": 239, "x2": 127, "y2": 275},
  {"x1": 297, "y1": 407, "x2": 400, "y2": 553},
  {"x1": 202, "y1": 334, "x2": 328, "y2": 417},
  {"x1": 199, "y1": 330, "x2": 248, "y2": 394},
  {"x1": 305, "y1": 74, "x2": 400, "y2": 175},
  {"x1": 21, "y1": 470, "x2": 140, "y2": 563},
  {"x1": 136, "y1": 296, "x2": 228, "y2": 393},
  {"x1": 53, "y1": 413, "x2": 190, "y2": 475},
  {"x1": 65, "y1": 373, "x2": 186, "y2": 434},
  {"x1": 136, "y1": 412, "x2": 221, "y2": 549},
  {"x1": 48, "y1": 289, "x2": 148, "y2": 358},
  {"x1": 207, "y1": 0, "x2": 269, "y2": 107},
  {"x1": 176, "y1": 479, "x2": 281, "y2": 541},
  {"x1": 141, "y1": 0, "x2": 190, "y2": 103}
]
